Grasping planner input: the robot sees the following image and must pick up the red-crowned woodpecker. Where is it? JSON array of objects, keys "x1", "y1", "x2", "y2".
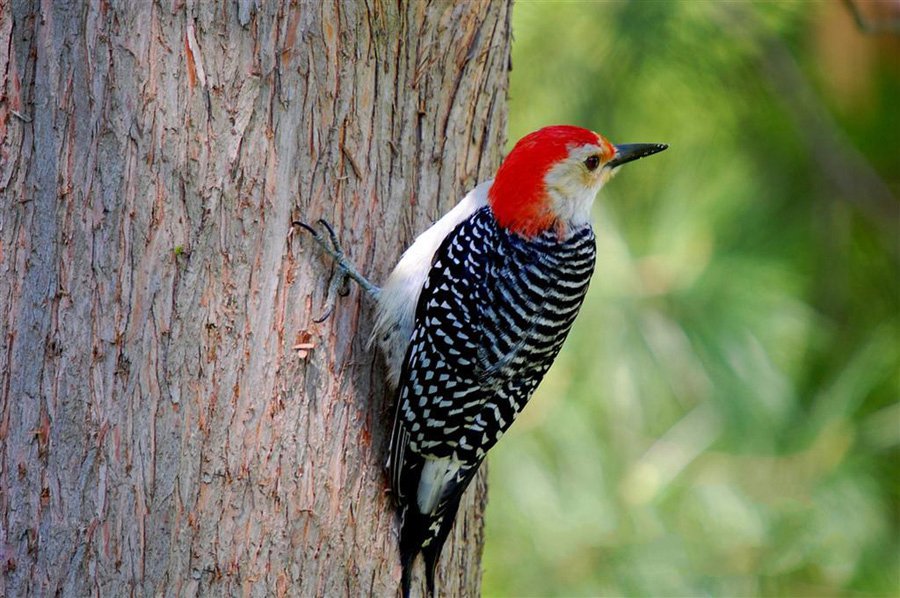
[{"x1": 299, "y1": 125, "x2": 667, "y2": 597}]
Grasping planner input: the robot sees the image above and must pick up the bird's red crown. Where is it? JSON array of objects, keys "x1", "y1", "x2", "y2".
[{"x1": 489, "y1": 125, "x2": 613, "y2": 237}]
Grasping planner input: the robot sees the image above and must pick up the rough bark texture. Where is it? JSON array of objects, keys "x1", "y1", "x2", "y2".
[{"x1": 0, "y1": 1, "x2": 510, "y2": 595}]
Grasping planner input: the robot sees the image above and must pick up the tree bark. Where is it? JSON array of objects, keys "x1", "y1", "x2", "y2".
[{"x1": 0, "y1": 1, "x2": 510, "y2": 595}]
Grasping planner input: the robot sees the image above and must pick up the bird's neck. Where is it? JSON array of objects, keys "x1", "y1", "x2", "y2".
[{"x1": 489, "y1": 190, "x2": 594, "y2": 240}]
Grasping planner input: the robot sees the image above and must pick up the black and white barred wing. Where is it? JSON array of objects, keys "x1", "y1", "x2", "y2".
[{"x1": 388, "y1": 208, "x2": 499, "y2": 499}]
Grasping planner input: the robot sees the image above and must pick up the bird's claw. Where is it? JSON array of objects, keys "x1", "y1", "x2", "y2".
[
  {"x1": 312, "y1": 303, "x2": 335, "y2": 324},
  {"x1": 294, "y1": 218, "x2": 380, "y2": 322},
  {"x1": 316, "y1": 219, "x2": 343, "y2": 255},
  {"x1": 294, "y1": 219, "x2": 343, "y2": 261}
]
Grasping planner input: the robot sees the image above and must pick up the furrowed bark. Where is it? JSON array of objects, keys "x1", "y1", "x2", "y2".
[{"x1": 0, "y1": 1, "x2": 511, "y2": 595}]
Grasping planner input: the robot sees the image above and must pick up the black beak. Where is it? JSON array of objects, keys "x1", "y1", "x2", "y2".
[{"x1": 607, "y1": 143, "x2": 668, "y2": 168}]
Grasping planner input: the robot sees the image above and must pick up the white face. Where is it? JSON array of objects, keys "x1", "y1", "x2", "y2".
[{"x1": 543, "y1": 142, "x2": 616, "y2": 232}]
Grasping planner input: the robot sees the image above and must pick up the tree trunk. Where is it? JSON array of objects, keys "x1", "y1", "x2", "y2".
[{"x1": 0, "y1": 1, "x2": 510, "y2": 595}]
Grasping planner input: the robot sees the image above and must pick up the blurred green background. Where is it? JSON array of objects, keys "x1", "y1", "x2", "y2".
[{"x1": 482, "y1": 2, "x2": 900, "y2": 596}]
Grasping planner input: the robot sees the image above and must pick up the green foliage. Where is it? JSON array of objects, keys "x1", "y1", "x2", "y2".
[{"x1": 483, "y1": 2, "x2": 899, "y2": 596}]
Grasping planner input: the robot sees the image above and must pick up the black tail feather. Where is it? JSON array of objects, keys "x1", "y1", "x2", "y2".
[
  {"x1": 399, "y1": 503, "x2": 432, "y2": 598},
  {"x1": 425, "y1": 559, "x2": 437, "y2": 597},
  {"x1": 396, "y1": 464, "x2": 482, "y2": 597},
  {"x1": 421, "y1": 496, "x2": 462, "y2": 597},
  {"x1": 400, "y1": 503, "x2": 455, "y2": 598},
  {"x1": 400, "y1": 546, "x2": 413, "y2": 598}
]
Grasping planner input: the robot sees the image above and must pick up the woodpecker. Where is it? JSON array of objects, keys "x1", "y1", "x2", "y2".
[{"x1": 299, "y1": 125, "x2": 666, "y2": 597}]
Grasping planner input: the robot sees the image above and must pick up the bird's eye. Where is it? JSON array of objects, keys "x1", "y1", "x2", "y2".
[{"x1": 584, "y1": 155, "x2": 601, "y2": 171}]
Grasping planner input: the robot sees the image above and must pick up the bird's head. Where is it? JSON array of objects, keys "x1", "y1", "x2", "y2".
[{"x1": 488, "y1": 125, "x2": 667, "y2": 238}]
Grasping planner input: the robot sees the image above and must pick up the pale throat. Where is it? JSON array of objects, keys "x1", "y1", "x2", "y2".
[{"x1": 542, "y1": 159, "x2": 609, "y2": 237}]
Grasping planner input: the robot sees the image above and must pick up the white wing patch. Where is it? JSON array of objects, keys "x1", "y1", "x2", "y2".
[{"x1": 416, "y1": 456, "x2": 463, "y2": 515}]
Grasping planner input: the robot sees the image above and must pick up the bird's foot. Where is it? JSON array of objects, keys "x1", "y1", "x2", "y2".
[{"x1": 294, "y1": 219, "x2": 381, "y2": 322}]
